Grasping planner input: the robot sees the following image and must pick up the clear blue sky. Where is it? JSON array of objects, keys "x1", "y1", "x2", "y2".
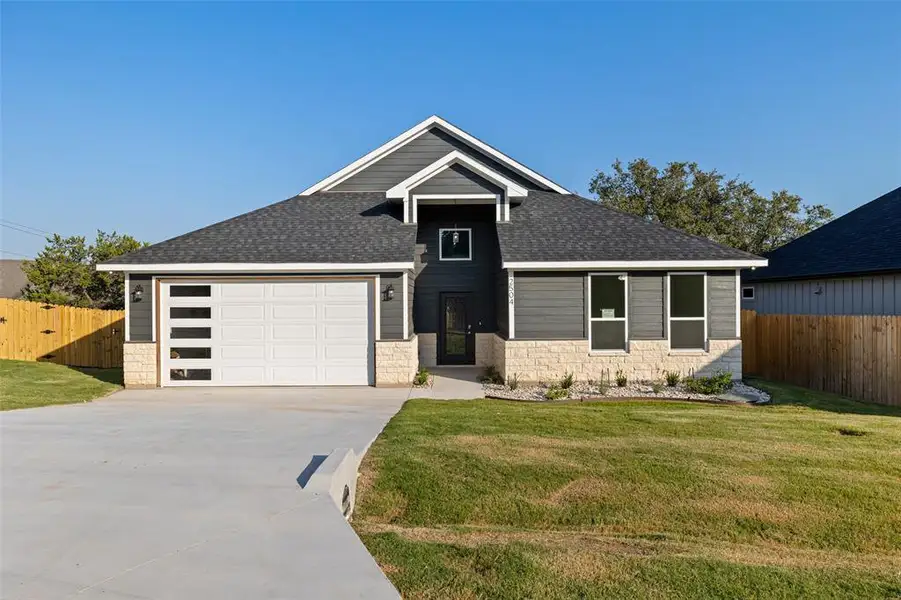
[{"x1": 2, "y1": 2, "x2": 899, "y2": 258}]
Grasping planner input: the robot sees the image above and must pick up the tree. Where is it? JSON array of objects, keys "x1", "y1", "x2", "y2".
[
  {"x1": 588, "y1": 159, "x2": 833, "y2": 255},
  {"x1": 22, "y1": 231, "x2": 147, "y2": 309}
]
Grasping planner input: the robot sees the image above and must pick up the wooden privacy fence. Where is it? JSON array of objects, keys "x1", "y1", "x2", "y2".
[
  {"x1": 0, "y1": 299, "x2": 125, "y2": 369},
  {"x1": 741, "y1": 310, "x2": 901, "y2": 406}
]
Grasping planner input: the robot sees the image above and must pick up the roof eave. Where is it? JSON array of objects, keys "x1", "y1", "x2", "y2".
[
  {"x1": 97, "y1": 262, "x2": 415, "y2": 273},
  {"x1": 502, "y1": 259, "x2": 768, "y2": 271}
]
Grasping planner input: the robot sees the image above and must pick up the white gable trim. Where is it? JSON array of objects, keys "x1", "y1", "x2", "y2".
[
  {"x1": 502, "y1": 259, "x2": 768, "y2": 270},
  {"x1": 300, "y1": 115, "x2": 570, "y2": 195},
  {"x1": 386, "y1": 151, "x2": 528, "y2": 199},
  {"x1": 97, "y1": 262, "x2": 415, "y2": 273}
]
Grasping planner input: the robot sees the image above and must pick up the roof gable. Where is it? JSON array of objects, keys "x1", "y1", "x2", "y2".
[
  {"x1": 301, "y1": 116, "x2": 569, "y2": 195},
  {"x1": 745, "y1": 186, "x2": 901, "y2": 281},
  {"x1": 386, "y1": 151, "x2": 528, "y2": 199}
]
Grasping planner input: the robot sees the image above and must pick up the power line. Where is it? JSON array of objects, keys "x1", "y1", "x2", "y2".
[
  {"x1": 0, "y1": 249, "x2": 33, "y2": 258},
  {"x1": 1, "y1": 222, "x2": 48, "y2": 237},
  {"x1": 0, "y1": 219, "x2": 52, "y2": 235}
]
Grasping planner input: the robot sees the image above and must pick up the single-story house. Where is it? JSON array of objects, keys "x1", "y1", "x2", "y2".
[
  {"x1": 742, "y1": 186, "x2": 900, "y2": 315},
  {"x1": 98, "y1": 116, "x2": 766, "y2": 388}
]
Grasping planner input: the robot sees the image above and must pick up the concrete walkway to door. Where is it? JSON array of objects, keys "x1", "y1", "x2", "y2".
[
  {"x1": 413, "y1": 367, "x2": 485, "y2": 399},
  {"x1": 1, "y1": 387, "x2": 409, "y2": 599}
]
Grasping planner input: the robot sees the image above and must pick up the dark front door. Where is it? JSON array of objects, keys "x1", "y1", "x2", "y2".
[{"x1": 439, "y1": 293, "x2": 475, "y2": 365}]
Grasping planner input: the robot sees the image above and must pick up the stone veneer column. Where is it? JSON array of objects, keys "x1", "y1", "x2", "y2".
[
  {"x1": 375, "y1": 336, "x2": 419, "y2": 387},
  {"x1": 474, "y1": 333, "x2": 495, "y2": 368},
  {"x1": 123, "y1": 342, "x2": 158, "y2": 388},
  {"x1": 417, "y1": 333, "x2": 437, "y2": 368},
  {"x1": 497, "y1": 338, "x2": 742, "y2": 384}
]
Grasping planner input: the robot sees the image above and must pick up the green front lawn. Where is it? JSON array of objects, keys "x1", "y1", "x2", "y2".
[
  {"x1": 354, "y1": 380, "x2": 901, "y2": 599},
  {"x1": 0, "y1": 359, "x2": 122, "y2": 411}
]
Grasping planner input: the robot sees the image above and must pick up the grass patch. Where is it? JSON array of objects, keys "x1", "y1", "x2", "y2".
[
  {"x1": 0, "y1": 359, "x2": 122, "y2": 411},
  {"x1": 354, "y1": 380, "x2": 901, "y2": 598}
]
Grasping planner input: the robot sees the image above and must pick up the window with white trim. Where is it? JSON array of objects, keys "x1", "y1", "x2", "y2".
[
  {"x1": 669, "y1": 273, "x2": 706, "y2": 350},
  {"x1": 742, "y1": 286, "x2": 755, "y2": 300},
  {"x1": 589, "y1": 274, "x2": 627, "y2": 351},
  {"x1": 438, "y1": 228, "x2": 472, "y2": 261}
]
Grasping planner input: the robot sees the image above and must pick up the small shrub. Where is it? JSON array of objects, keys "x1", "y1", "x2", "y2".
[
  {"x1": 595, "y1": 380, "x2": 609, "y2": 395},
  {"x1": 683, "y1": 370, "x2": 734, "y2": 395},
  {"x1": 545, "y1": 386, "x2": 568, "y2": 401},
  {"x1": 664, "y1": 370, "x2": 681, "y2": 387},
  {"x1": 479, "y1": 366, "x2": 504, "y2": 385},
  {"x1": 651, "y1": 382, "x2": 664, "y2": 394},
  {"x1": 615, "y1": 369, "x2": 628, "y2": 387},
  {"x1": 560, "y1": 372, "x2": 574, "y2": 390},
  {"x1": 413, "y1": 367, "x2": 430, "y2": 386},
  {"x1": 506, "y1": 373, "x2": 519, "y2": 390}
]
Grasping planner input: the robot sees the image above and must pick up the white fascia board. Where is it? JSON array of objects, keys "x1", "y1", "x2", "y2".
[
  {"x1": 97, "y1": 262, "x2": 415, "y2": 273},
  {"x1": 300, "y1": 115, "x2": 570, "y2": 195},
  {"x1": 501, "y1": 259, "x2": 769, "y2": 270},
  {"x1": 386, "y1": 150, "x2": 529, "y2": 199}
]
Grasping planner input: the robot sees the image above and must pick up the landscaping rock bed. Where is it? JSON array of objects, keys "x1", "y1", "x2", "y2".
[{"x1": 483, "y1": 379, "x2": 771, "y2": 404}]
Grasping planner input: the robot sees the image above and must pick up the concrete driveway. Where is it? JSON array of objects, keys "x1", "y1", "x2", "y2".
[{"x1": 1, "y1": 387, "x2": 409, "y2": 600}]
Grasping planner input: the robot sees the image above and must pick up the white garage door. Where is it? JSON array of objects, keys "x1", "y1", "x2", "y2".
[{"x1": 160, "y1": 280, "x2": 373, "y2": 386}]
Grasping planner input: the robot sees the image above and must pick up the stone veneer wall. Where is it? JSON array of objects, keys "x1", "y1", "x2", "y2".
[
  {"x1": 495, "y1": 337, "x2": 741, "y2": 383},
  {"x1": 418, "y1": 333, "x2": 437, "y2": 368},
  {"x1": 375, "y1": 336, "x2": 419, "y2": 386},
  {"x1": 123, "y1": 342, "x2": 158, "y2": 388},
  {"x1": 474, "y1": 333, "x2": 494, "y2": 368}
]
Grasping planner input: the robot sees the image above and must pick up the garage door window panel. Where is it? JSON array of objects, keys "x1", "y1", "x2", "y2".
[
  {"x1": 170, "y1": 327, "x2": 212, "y2": 339},
  {"x1": 169, "y1": 285, "x2": 211, "y2": 297},
  {"x1": 170, "y1": 307, "x2": 212, "y2": 319},
  {"x1": 170, "y1": 368, "x2": 211, "y2": 381}
]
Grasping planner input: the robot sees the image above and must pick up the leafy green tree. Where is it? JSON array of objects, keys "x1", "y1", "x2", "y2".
[
  {"x1": 588, "y1": 159, "x2": 833, "y2": 255},
  {"x1": 22, "y1": 231, "x2": 147, "y2": 309}
]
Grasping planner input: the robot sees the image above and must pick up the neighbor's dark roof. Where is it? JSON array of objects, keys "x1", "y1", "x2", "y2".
[
  {"x1": 744, "y1": 186, "x2": 901, "y2": 282},
  {"x1": 106, "y1": 190, "x2": 762, "y2": 266},
  {"x1": 103, "y1": 193, "x2": 415, "y2": 265},
  {"x1": 497, "y1": 192, "x2": 762, "y2": 263},
  {"x1": 0, "y1": 259, "x2": 28, "y2": 298}
]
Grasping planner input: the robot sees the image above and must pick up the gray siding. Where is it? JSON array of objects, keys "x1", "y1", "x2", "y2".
[
  {"x1": 496, "y1": 269, "x2": 509, "y2": 338},
  {"x1": 413, "y1": 205, "x2": 498, "y2": 333},
  {"x1": 333, "y1": 128, "x2": 545, "y2": 192},
  {"x1": 629, "y1": 272, "x2": 665, "y2": 339},
  {"x1": 127, "y1": 275, "x2": 153, "y2": 342},
  {"x1": 411, "y1": 164, "x2": 502, "y2": 196},
  {"x1": 741, "y1": 273, "x2": 901, "y2": 316},
  {"x1": 379, "y1": 272, "x2": 405, "y2": 340},
  {"x1": 708, "y1": 271, "x2": 737, "y2": 339},
  {"x1": 407, "y1": 269, "x2": 415, "y2": 337},
  {"x1": 514, "y1": 272, "x2": 585, "y2": 340}
]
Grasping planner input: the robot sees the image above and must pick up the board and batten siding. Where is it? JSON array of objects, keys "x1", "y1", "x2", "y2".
[
  {"x1": 410, "y1": 164, "x2": 502, "y2": 196},
  {"x1": 629, "y1": 272, "x2": 665, "y2": 339},
  {"x1": 496, "y1": 269, "x2": 509, "y2": 338},
  {"x1": 707, "y1": 271, "x2": 737, "y2": 339},
  {"x1": 413, "y1": 205, "x2": 498, "y2": 334},
  {"x1": 333, "y1": 128, "x2": 545, "y2": 192},
  {"x1": 127, "y1": 275, "x2": 153, "y2": 342},
  {"x1": 513, "y1": 272, "x2": 585, "y2": 340},
  {"x1": 741, "y1": 274, "x2": 901, "y2": 316},
  {"x1": 379, "y1": 272, "x2": 405, "y2": 340}
]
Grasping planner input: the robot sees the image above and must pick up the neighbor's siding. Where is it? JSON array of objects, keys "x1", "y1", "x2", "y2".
[
  {"x1": 379, "y1": 272, "x2": 405, "y2": 340},
  {"x1": 708, "y1": 271, "x2": 737, "y2": 339},
  {"x1": 514, "y1": 272, "x2": 585, "y2": 340},
  {"x1": 413, "y1": 205, "x2": 499, "y2": 334},
  {"x1": 629, "y1": 272, "x2": 665, "y2": 339},
  {"x1": 128, "y1": 275, "x2": 153, "y2": 342},
  {"x1": 410, "y1": 164, "x2": 502, "y2": 196},
  {"x1": 332, "y1": 128, "x2": 546, "y2": 192},
  {"x1": 741, "y1": 273, "x2": 901, "y2": 316}
]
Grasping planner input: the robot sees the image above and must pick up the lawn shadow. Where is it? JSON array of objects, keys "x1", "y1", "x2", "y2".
[
  {"x1": 748, "y1": 377, "x2": 901, "y2": 417},
  {"x1": 296, "y1": 454, "x2": 328, "y2": 488},
  {"x1": 68, "y1": 366, "x2": 124, "y2": 386}
]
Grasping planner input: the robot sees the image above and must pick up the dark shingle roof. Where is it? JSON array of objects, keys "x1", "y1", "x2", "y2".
[
  {"x1": 744, "y1": 186, "x2": 901, "y2": 282},
  {"x1": 104, "y1": 193, "x2": 415, "y2": 265},
  {"x1": 497, "y1": 192, "x2": 762, "y2": 263},
  {"x1": 106, "y1": 191, "x2": 762, "y2": 267}
]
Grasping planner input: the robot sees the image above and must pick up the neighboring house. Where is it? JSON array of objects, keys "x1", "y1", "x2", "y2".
[
  {"x1": 0, "y1": 259, "x2": 28, "y2": 299},
  {"x1": 98, "y1": 116, "x2": 765, "y2": 388},
  {"x1": 742, "y1": 186, "x2": 901, "y2": 315}
]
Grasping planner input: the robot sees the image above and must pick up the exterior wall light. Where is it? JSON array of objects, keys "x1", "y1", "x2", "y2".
[
  {"x1": 384, "y1": 284, "x2": 395, "y2": 301},
  {"x1": 131, "y1": 284, "x2": 144, "y2": 303}
]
